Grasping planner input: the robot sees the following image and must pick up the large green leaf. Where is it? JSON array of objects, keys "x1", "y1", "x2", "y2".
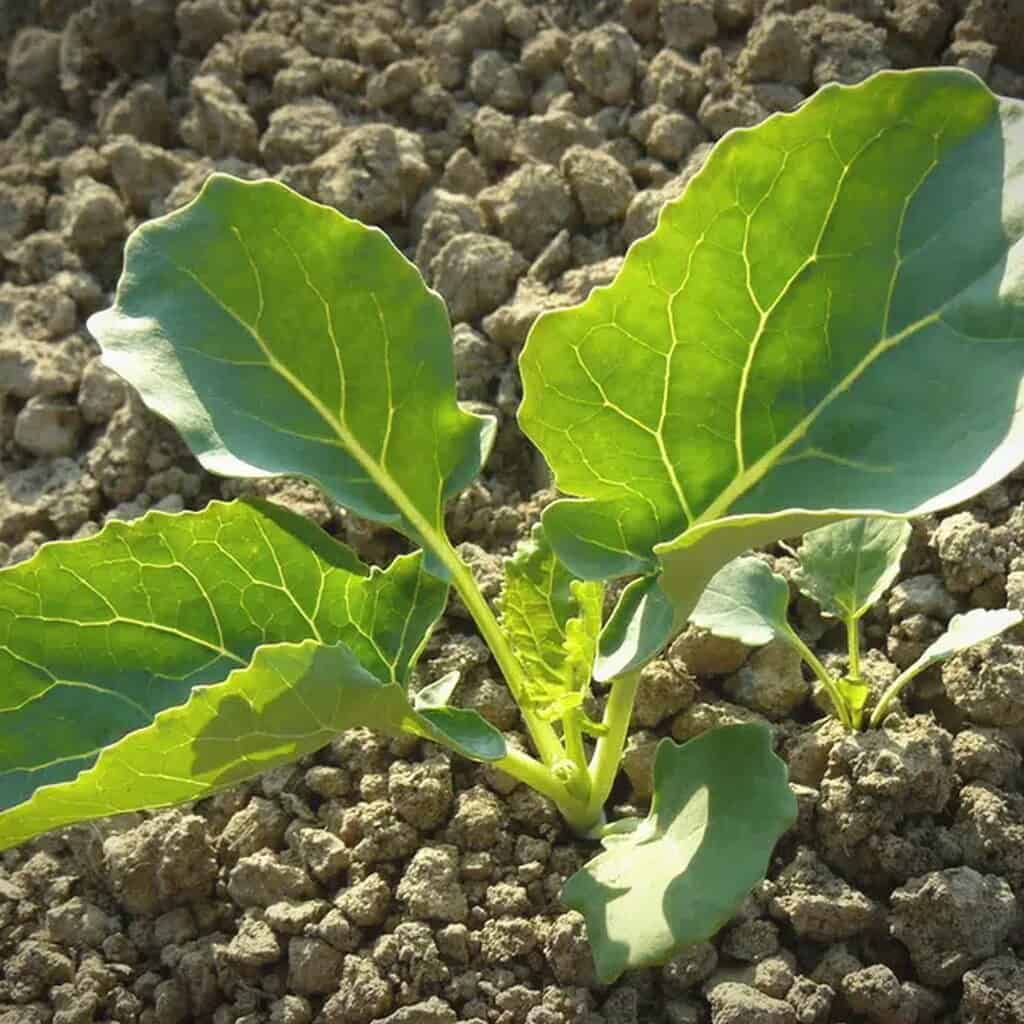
[
  {"x1": 497, "y1": 525, "x2": 603, "y2": 721},
  {"x1": 86, "y1": 174, "x2": 489, "y2": 565},
  {"x1": 1, "y1": 641, "x2": 446, "y2": 850},
  {"x1": 794, "y1": 517, "x2": 911, "y2": 620},
  {"x1": 562, "y1": 724, "x2": 796, "y2": 983},
  {"x1": 519, "y1": 69, "x2": 1024, "y2": 616},
  {"x1": 0, "y1": 500, "x2": 502, "y2": 847}
]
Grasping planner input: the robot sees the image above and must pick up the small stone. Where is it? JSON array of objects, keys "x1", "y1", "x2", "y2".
[
  {"x1": 723, "y1": 640, "x2": 810, "y2": 720},
  {"x1": 621, "y1": 730, "x2": 660, "y2": 800},
  {"x1": 224, "y1": 916, "x2": 282, "y2": 968},
  {"x1": 769, "y1": 848, "x2": 880, "y2": 942},
  {"x1": 566, "y1": 25, "x2": 639, "y2": 106},
  {"x1": 560, "y1": 145, "x2": 636, "y2": 226},
  {"x1": 227, "y1": 849, "x2": 314, "y2": 908},
  {"x1": 737, "y1": 15, "x2": 812, "y2": 86},
  {"x1": 890, "y1": 867, "x2": 1018, "y2": 987},
  {"x1": 181, "y1": 75, "x2": 259, "y2": 161},
  {"x1": 397, "y1": 846, "x2": 468, "y2": 923},
  {"x1": 336, "y1": 873, "x2": 391, "y2": 927},
  {"x1": 260, "y1": 100, "x2": 343, "y2": 168},
  {"x1": 313, "y1": 124, "x2": 429, "y2": 224},
  {"x1": 320, "y1": 956, "x2": 393, "y2": 1024},
  {"x1": 704, "y1": 980, "x2": 796, "y2": 1024},
  {"x1": 62, "y1": 178, "x2": 125, "y2": 253},
  {"x1": 660, "y1": 0, "x2": 718, "y2": 53},
  {"x1": 961, "y1": 956, "x2": 1024, "y2": 1024},
  {"x1": 430, "y1": 233, "x2": 527, "y2": 323},
  {"x1": 478, "y1": 163, "x2": 574, "y2": 258},
  {"x1": 14, "y1": 396, "x2": 82, "y2": 457},
  {"x1": 288, "y1": 936, "x2": 344, "y2": 995}
]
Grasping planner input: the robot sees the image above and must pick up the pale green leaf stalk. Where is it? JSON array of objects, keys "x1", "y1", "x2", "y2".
[{"x1": 3, "y1": 68, "x2": 1024, "y2": 984}]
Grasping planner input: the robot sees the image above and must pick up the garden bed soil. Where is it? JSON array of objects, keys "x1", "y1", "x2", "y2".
[{"x1": 2, "y1": 1, "x2": 1024, "y2": 1023}]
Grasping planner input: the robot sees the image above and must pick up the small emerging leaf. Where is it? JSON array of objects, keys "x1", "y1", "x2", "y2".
[
  {"x1": 562, "y1": 724, "x2": 796, "y2": 983},
  {"x1": 835, "y1": 676, "x2": 871, "y2": 729},
  {"x1": 595, "y1": 575, "x2": 675, "y2": 682},
  {"x1": 795, "y1": 518, "x2": 911, "y2": 621},
  {"x1": 411, "y1": 671, "x2": 506, "y2": 761},
  {"x1": 913, "y1": 607, "x2": 1023, "y2": 673},
  {"x1": 689, "y1": 556, "x2": 791, "y2": 647},
  {"x1": 498, "y1": 525, "x2": 603, "y2": 719}
]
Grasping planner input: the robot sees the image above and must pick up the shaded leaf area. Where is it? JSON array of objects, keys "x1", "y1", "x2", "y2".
[
  {"x1": 520, "y1": 69, "x2": 1024, "y2": 612},
  {"x1": 595, "y1": 574, "x2": 675, "y2": 681},
  {"x1": 497, "y1": 525, "x2": 603, "y2": 720},
  {"x1": 562, "y1": 724, "x2": 796, "y2": 983},
  {"x1": 87, "y1": 175, "x2": 489, "y2": 556},
  {"x1": 795, "y1": 517, "x2": 911, "y2": 620},
  {"x1": 0, "y1": 640, "x2": 502, "y2": 850},
  {"x1": 0, "y1": 500, "x2": 485, "y2": 838}
]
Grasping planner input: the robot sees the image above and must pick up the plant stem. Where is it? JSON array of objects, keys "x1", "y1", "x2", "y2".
[
  {"x1": 561, "y1": 708, "x2": 591, "y2": 802},
  {"x1": 784, "y1": 626, "x2": 853, "y2": 729},
  {"x1": 583, "y1": 670, "x2": 641, "y2": 827},
  {"x1": 869, "y1": 662, "x2": 925, "y2": 728},
  {"x1": 494, "y1": 745, "x2": 593, "y2": 832},
  {"x1": 440, "y1": 544, "x2": 565, "y2": 766},
  {"x1": 846, "y1": 615, "x2": 861, "y2": 680}
]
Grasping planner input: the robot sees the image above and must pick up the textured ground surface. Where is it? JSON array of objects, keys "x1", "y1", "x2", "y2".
[{"x1": 2, "y1": 1, "x2": 1024, "y2": 1022}]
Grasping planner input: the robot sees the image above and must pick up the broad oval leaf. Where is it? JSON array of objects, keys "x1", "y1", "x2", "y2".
[
  {"x1": 795, "y1": 517, "x2": 911, "y2": 620},
  {"x1": 689, "y1": 556, "x2": 791, "y2": 647},
  {"x1": 0, "y1": 500, "x2": 502, "y2": 847},
  {"x1": 520, "y1": 69, "x2": 1024, "y2": 616},
  {"x1": 562, "y1": 724, "x2": 796, "y2": 983},
  {"x1": 87, "y1": 174, "x2": 489, "y2": 563}
]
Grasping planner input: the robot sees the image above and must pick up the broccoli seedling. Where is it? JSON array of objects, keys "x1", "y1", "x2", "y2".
[{"x1": 3, "y1": 68, "x2": 1024, "y2": 981}]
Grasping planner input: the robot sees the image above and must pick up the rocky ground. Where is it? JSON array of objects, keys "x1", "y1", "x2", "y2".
[{"x1": 2, "y1": 1, "x2": 1024, "y2": 1022}]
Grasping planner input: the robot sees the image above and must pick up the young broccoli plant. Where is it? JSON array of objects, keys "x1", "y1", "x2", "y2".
[
  {"x1": 692, "y1": 518, "x2": 1022, "y2": 729},
  {"x1": 3, "y1": 68, "x2": 1024, "y2": 982}
]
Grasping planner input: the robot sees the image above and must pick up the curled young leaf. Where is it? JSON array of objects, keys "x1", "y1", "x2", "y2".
[{"x1": 497, "y1": 525, "x2": 603, "y2": 720}]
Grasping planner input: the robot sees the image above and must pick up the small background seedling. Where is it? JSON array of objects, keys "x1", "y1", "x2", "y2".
[{"x1": 692, "y1": 517, "x2": 1023, "y2": 729}]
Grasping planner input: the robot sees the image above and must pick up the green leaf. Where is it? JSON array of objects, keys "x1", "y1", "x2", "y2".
[
  {"x1": 0, "y1": 640, "x2": 491, "y2": 850},
  {"x1": 519, "y1": 69, "x2": 1024, "y2": 614},
  {"x1": 411, "y1": 671, "x2": 507, "y2": 761},
  {"x1": 595, "y1": 575, "x2": 675, "y2": 682},
  {"x1": 497, "y1": 525, "x2": 603, "y2": 720},
  {"x1": 911, "y1": 607, "x2": 1023, "y2": 673},
  {"x1": 87, "y1": 174, "x2": 489, "y2": 569},
  {"x1": 562, "y1": 724, "x2": 796, "y2": 983},
  {"x1": 794, "y1": 517, "x2": 911, "y2": 620},
  {"x1": 689, "y1": 556, "x2": 791, "y2": 647},
  {"x1": 0, "y1": 500, "x2": 501, "y2": 847}
]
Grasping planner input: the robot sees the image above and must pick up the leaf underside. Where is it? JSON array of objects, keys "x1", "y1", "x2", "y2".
[
  {"x1": 519, "y1": 68, "x2": 1024, "y2": 621},
  {"x1": 86, "y1": 174, "x2": 489, "y2": 563},
  {"x1": 795, "y1": 517, "x2": 912, "y2": 620},
  {"x1": 562, "y1": 724, "x2": 796, "y2": 983},
  {"x1": 917, "y1": 607, "x2": 1024, "y2": 671},
  {"x1": 689, "y1": 556, "x2": 791, "y2": 647},
  {"x1": 0, "y1": 500, "x2": 501, "y2": 850}
]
